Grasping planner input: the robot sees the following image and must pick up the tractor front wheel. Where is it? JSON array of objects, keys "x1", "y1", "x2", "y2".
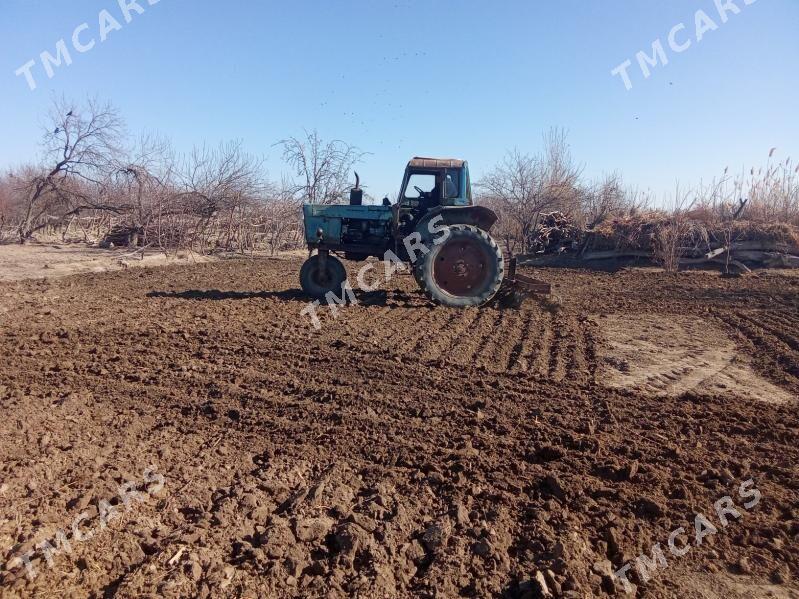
[
  {"x1": 300, "y1": 253, "x2": 347, "y2": 299},
  {"x1": 416, "y1": 224, "x2": 504, "y2": 307}
]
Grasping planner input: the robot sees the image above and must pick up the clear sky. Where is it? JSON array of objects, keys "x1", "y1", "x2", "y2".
[{"x1": 1, "y1": 0, "x2": 797, "y2": 202}]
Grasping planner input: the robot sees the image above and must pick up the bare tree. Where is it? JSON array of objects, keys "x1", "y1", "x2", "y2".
[
  {"x1": 277, "y1": 130, "x2": 364, "y2": 204},
  {"x1": 580, "y1": 172, "x2": 624, "y2": 228},
  {"x1": 14, "y1": 97, "x2": 125, "y2": 242},
  {"x1": 2, "y1": 100, "x2": 314, "y2": 253},
  {"x1": 258, "y1": 178, "x2": 303, "y2": 255},
  {"x1": 478, "y1": 128, "x2": 582, "y2": 254},
  {"x1": 175, "y1": 141, "x2": 266, "y2": 251},
  {"x1": 0, "y1": 174, "x2": 13, "y2": 242},
  {"x1": 578, "y1": 173, "x2": 652, "y2": 231},
  {"x1": 112, "y1": 133, "x2": 177, "y2": 246}
]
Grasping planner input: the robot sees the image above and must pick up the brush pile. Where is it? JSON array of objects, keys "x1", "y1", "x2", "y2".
[
  {"x1": 584, "y1": 215, "x2": 799, "y2": 270},
  {"x1": 586, "y1": 216, "x2": 797, "y2": 252},
  {"x1": 100, "y1": 225, "x2": 144, "y2": 248},
  {"x1": 527, "y1": 211, "x2": 799, "y2": 271}
]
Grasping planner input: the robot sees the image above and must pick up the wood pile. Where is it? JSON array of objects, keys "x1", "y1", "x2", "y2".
[{"x1": 529, "y1": 212, "x2": 581, "y2": 254}]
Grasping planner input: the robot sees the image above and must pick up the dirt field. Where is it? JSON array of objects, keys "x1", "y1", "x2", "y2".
[
  {"x1": 0, "y1": 242, "x2": 217, "y2": 283},
  {"x1": 0, "y1": 256, "x2": 797, "y2": 598}
]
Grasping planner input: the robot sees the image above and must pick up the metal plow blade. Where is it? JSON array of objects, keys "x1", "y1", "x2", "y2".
[{"x1": 493, "y1": 258, "x2": 551, "y2": 308}]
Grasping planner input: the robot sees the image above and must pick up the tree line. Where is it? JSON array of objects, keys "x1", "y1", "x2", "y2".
[
  {"x1": 1, "y1": 99, "x2": 796, "y2": 257},
  {"x1": 0, "y1": 98, "x2": 362, "y2": 253}
]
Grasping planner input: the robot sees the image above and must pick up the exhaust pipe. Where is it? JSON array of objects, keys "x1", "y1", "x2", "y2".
[{"x1": 350, "y1": 171, "x2": 363, "y2": 206}]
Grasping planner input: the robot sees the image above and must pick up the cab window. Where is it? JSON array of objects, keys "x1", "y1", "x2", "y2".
[
  {"x1": 444, "y1": 171, "x2": 460, "y2": 199},
  {"x1": 404, "y1": 173, "x2": 435, "y2": 199}
]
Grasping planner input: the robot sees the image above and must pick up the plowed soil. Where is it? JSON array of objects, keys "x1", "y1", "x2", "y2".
[{"x1": 0, "y1": 257, "x2": 797, "y2": 598}]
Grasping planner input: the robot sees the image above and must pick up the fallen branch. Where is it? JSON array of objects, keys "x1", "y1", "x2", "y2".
[{"x1": 117, "y1": 243, "x2": 153, "y2": 261}]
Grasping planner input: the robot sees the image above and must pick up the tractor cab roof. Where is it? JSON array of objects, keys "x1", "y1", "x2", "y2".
[{"x1": 407, "y1": 157, "x2": 466, "y2": 170}]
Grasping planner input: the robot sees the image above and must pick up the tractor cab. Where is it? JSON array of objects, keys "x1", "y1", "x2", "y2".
[{"x1": 396, "y1": 157, "x2": 472, "y2": 237}]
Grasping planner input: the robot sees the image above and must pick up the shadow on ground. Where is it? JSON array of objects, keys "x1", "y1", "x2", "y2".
[
  {"x1": 147, "y1": 287, "x2": 430, "y2": 309},
  {"x1": 148, "y1": 289, "x2": 308, "y2": 302}
]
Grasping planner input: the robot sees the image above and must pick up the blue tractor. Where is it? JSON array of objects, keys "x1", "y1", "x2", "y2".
[{"x1": 300, "y1": 157, "x2": 547, "y2": 307}]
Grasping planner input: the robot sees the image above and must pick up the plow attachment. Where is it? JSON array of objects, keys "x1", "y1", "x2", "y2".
[{"x1": 493, "y1": 258, "x2": 551, "y2": 308}]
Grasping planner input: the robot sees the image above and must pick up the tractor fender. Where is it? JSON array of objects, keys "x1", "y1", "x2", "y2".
[{"x1": 415, "y1": 206, "x2": 498, "y2": 237}]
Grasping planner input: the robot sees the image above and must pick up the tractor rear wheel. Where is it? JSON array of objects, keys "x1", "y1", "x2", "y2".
[
  {"x1": 300, "y1": 254, "x2": 347, "y2": 299},
  {"x1": 416, "y1": 224, "x2": 504, "y2": 307}
]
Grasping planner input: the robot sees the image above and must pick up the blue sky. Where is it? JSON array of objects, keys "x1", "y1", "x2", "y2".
[{"x1": 1, "y1": 0, "x2": 797, "y2": 202}]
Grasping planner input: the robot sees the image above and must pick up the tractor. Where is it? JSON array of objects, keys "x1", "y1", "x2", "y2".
[{"x1": 299, "y1": 157, "x2": 549, "y2": 307}]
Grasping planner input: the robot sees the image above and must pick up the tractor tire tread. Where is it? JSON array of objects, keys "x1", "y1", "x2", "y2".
[
  {"x1": 416, "y1": 224, "x2": 504, "y2": 307},
  {"x1": 300, "y1": 254, "x2": 347, "y2": 299}
]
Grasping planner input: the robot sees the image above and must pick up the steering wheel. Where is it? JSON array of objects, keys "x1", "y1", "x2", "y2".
[{"x1": 414, "y1": 185, "x2": 425, "y2": 197}]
